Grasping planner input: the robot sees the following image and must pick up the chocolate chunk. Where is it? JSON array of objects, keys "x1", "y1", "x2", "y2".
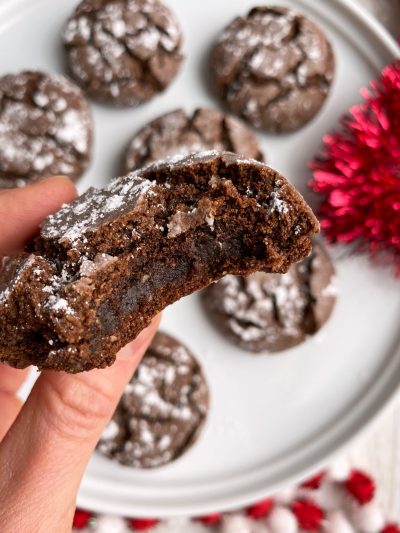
[
  {"x1": 202, "y1": 241, "x2": 336, "y2": 352},
  {"x1": 63, "y1": 0, "x2": 184, "y2": 106},
  {"x1": 0, "y1": 151, "x2": 319, "y2": 372},
  {"x1": 97, "y1": 331, "x2": 209, "y2": 468},
  {"x1": 210, "y1": 6, "x2": 335, "y2": 132},
  {"x1": 122, "y1": 107, "x2": 264, "y2": 172},
  {"x1": 0, "y1": 71, "x2": 93, "y2": 188}
]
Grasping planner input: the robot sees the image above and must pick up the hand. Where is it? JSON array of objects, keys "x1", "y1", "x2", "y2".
[{"x1": 0, "y1": 178, "x2": 159, "y2": 533}]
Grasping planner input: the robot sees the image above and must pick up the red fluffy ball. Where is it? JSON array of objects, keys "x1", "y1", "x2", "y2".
[
  {"x1": 300, "y1": 471, "x2": 325, "y2": 490},
  {"x1": 129, "y1": 518, "x2": 159, "y2": 530},
  {"x1": 72, "y1": 509, "x2": 92, "y2": 529},
  {"x1": 345, "y1": 469, "x2": 375, "y2": 505},
  {"x1": 246, "y1": 498, "x2": 274, "y2": 519},
  {"x1": 381, "y1": 525, "x2": 400, "y2": 533},
  {"x1": 310, "y1": 61, "x2": 400, "y2": 273},
  {"x1": 291, "y1": 499, "x2": 324, "y2": 529}
]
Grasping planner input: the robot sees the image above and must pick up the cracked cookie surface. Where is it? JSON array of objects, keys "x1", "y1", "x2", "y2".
[
  {"x1": 0, "y1": 152, "x2": 319, "y2": 372},
  {"x1": 202, "y1": 241, "x2": 336, "y2": 352},
  {"x1": 63, "y1": 0, "x2": 183, "y2": 106},
  {"x1": 210, "y1": 6, "x2": 335, "y2": 132},
  {"x1": 123, "y1": 107, "x2": 264, "y2": 172},
  {"x1": 97, "y1": 331, "x2": 209, "y2": 468},
  {"x1": 0, "y1": 71, "x2": 93, "y2": 188}
]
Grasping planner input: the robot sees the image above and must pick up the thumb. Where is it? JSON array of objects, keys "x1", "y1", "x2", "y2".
[
  {"x1": 0, "y1": 316, "x2": 160, "y2": 533},
  {"x1": 0, "y1": 176, "x2": 77, "y2": 255}
]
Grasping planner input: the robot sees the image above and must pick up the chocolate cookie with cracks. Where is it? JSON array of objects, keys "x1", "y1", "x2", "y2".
[{"x1": 0, "y1": 151, "x2": 319, "y2": 373}]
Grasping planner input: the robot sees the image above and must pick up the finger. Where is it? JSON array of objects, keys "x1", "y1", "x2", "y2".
[
  {"x1": 0, "y1": 317, "x2": 160, "y2": 532},
  {"x1": 0, "y1": 365, "x2": 29, "y2": 440},
  {"x1": 0, "y1": 176, "x2": 76, "y2": 255},
  {"x1": 0, "y1": 394, "x2": 23, "y2": 443},
  {"x1": 0, "y1": 364, "x2": 29, "y2": 395}
]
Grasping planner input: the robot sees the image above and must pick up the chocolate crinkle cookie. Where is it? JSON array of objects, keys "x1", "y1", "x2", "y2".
[
  {"x1": 63, "y1": 0, "x2": 183, "y2": 106},
  {"x1": 0, "y1": 71, "x2": 93, "y2": 188},
  {"x1": 202, "y1": 241, "x2": 336, "y2": 352},
  {"x1": 97, "y1": 331, "x2": 209, "y2": 468},
  {"x1": 0, "y1": 151, "x2": 318, "y2": 373},
  {"x1": 123, "y1": 107, "x2": 264, "y2": 173},
  {"x1": 210, "y1": 6, "x2": 335, "y2": 132}
]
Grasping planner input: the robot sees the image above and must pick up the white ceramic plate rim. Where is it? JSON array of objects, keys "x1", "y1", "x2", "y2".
[
  {"x1": 78, "y1": 0, "x2": 400, "y2": 516},
  {"x1": 1, "y1": 0, "x2": 399, "y2": 518}
]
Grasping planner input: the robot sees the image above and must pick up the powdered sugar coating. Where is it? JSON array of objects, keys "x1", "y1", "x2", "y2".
[
  {"x1": 203, "y1": 242, "x2": 336, "y2": 352},
  {"x1": 123, "y1": 107, "x2": 264, "y2": 172},
  {"x1": 41, "y1": 174, "x2": 154, "y2": 247},
  {"x1": 63, "y1": 0, "x2": 183, "y2": 106},
  {"x1": 0, "y1": 71, "x2": 93, "y2": 188},
  {"x1": 210, "y1": 6, "x2": 335, "y2": 132},
  {"x1": 223, "y1": 271, "x2": 306, "y2": 345},
  {"x1": 97, "y1": 331, "x2": 209, "y2": 468}
]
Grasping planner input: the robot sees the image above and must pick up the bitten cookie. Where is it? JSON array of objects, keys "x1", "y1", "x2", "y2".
[
  {"x1": 202, "y1": 241, "x2": 336, "y2": 352},
  {"x1": 63, "y1": 0, "x2": 183, "y2": 106},
  {"x1": 0, "y1": 71, "x2": 93, "y2": 188},
  {"x1": 122, "y1": 107, "x2": 264, "y2": 172},
  {"x1": 97, "y1": 331, "x2": 209, "y2": 468},
  {"x1": 0, "y1": 151, "x2": 319, "y2": 372},
  {"x1": 210, "y1": 6, "x2": 335, "y2": 132}
]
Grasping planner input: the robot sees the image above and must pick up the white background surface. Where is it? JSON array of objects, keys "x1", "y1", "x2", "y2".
[{"x1": 2, "y1": 0, "x2": 400, "y2": 519}]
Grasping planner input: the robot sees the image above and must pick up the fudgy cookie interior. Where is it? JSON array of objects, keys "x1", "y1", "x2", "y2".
[{"x1": 0, "y1": 152, "x2": 318, "y2": 372}]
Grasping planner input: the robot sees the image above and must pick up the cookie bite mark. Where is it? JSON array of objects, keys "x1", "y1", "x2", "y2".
[{"x1": 0, "y1": 151, "x2": 318, "y2": 372}]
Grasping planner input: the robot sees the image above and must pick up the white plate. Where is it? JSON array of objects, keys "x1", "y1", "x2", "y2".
[{"x1": 3, "y1": 0, "x2": 400, "y2": 518}]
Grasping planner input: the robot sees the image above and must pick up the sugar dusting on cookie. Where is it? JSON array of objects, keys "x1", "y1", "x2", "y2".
[
  {"x1": 0, "y1": 71, "x2": 92, "y2": 187},
  {"x1": 211, "y1": 6, "x2": 334, "y2": 132},
  {"x1": 63, "y1": 0, "x2": 183, "y2": 106},
  {"x1": 41, "y1": 175, "x2": 154, "y2": 246},
  {"x1": 97, "y1": 332, "x2": 209, "y2": 468}
]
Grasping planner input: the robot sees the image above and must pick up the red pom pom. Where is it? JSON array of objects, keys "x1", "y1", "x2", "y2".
[
  {"x1": 129, "y1": 518, "x2": 159, "y2": 530},
  {"x1": 301, "y1": 471, "x2": 325, "y2": 489},
  {"x1": 73, "y1": 509, "x2": 92, "y2": 529},
  {"x1": 345, "y1": 469, "x2": 375, "y2": 504},
  {"x1": 246, "y1": 499, "x2": 274, "y2": 519},
  {"x1": 195, "y1": 513, "x2": 222, "y2": 525},
  {"x1": 310, "y1": 60, "x2": 400, "y2": 274},
  {"x1": 381, "y1": 525, "x2": 400, "y2": 533},
  {"x1": 291, "y1": 499, "x2": 324, "y2": 529}
]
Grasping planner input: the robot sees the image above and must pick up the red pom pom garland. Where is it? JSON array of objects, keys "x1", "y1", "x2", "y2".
[
  {"x1": 246, "y1": 498, "x2": 274, "y2": 519},
  {"x1": 73, "y1": 462, "x2": 399, "y2": 532}
]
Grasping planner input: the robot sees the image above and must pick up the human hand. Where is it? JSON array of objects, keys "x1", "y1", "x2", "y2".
[{"x1": 0, "y1": 177, "x2": 159, "y2": 533}]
